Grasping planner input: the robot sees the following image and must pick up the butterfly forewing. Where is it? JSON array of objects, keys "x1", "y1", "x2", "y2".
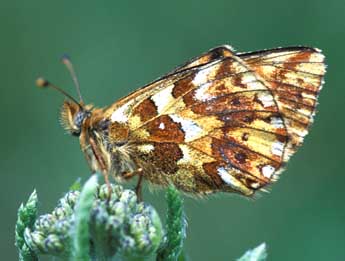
[{"x1": 239, "y1": 47, "x2": 325, "y2": 161}]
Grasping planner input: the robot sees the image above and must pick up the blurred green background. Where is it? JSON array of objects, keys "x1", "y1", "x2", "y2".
[{"x1": 1, "y1": 0, "x2": 344, "y2": 260}]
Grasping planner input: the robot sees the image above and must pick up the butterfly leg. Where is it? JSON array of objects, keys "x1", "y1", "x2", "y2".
[
  {"x1": 122, "y1": 171, "x2": 137, "y2": 180},
  {"x1": 135, "y1": 169, "x2": 144, "y2": 202},
  {"x1": 88, "y1": 136, "x2": 112, "y2": 200},
  {"x1": 121, "y1": 168, "x2": 144, "y2": 201}
]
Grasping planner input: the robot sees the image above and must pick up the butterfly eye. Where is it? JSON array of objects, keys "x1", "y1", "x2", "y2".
[
  {"x1": 73, "y1": 110, "x2": 91, "y2": 130},
  {"x1": 74, "y1": 111, "x2": 85, "y2": 129}
]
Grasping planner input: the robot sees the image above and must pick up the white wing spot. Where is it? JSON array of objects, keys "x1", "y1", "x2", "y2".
[
  {"x1": 177, "y1": 144, "x2": 192, "y2": 164},
  {"x1": 270, "y1": 117, "x2": 284, "y2": 129},
  {"x1": 192, "y1": 65, "x2": 215, "y2": 86},
  {"x1": 262, "y1": 165, "x2": 275, "y2": 178},
  {"x1": 195, "y1": 83, "x2": 213, "y2": 101},
  {"x1": 217, "y1": 167, "x2": 237, "y2": 186},
  {"x1": 111, "y1": 103, "x2": 130, "y2": 123},
  {"x1": 240, "y1": 73, "x2": 256, "y2": 84},
  {"x1": 217, "y1": 167, "x2": 254, "y2": 195},
  {"x1": 251, "y1": 182, "x2": 261, "y2": 189},
  {"x1": 170, "y1": 114, "x2": 203, "y2": 141},
  {"x1": 151, "y1": 85, "x2": 175, "y2": 114},
  {"x1": 258, "y1": 93, "x2": 275, "y2": 107},
  {"x1": 271, "y1": 141, "x2": 285, "y2": 156},
  {"x1": 159, "y1": 122, "x2": 165, "y2": 129}
]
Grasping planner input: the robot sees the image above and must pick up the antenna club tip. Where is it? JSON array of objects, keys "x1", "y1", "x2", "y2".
[{"x1": 36, "y1": 77, "x2": 49, "y2": 88}]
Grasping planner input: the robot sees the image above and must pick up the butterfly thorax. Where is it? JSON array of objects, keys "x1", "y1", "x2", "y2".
[{"x1": 60, "y1": 101, "x2": 138, "y2": 180}]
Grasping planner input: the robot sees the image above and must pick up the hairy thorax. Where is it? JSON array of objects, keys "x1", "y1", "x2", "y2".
[{"x1": 79, "y1": 109, "x2": 140, "y2": 182}]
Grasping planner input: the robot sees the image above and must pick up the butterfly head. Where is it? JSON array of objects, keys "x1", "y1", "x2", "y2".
[
  {"x1": 36, "y1": 55, "x2": 91, "y2": 136},
  {"x1": 60, "y1": 100, "x2": 93, "y2": 136}
]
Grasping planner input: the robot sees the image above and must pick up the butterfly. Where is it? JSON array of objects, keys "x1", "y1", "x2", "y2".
[{"x1": 37, "y1": 45, "x2": 326, "y2": 199}]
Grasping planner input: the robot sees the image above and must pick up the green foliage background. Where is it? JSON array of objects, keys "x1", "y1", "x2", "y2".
[{"x1": 1, "y1": 1, "x2": 344, "y2": 260}]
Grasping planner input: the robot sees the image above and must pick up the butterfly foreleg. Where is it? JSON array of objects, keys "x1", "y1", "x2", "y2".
[
  {"x1": 135, "y1": 172, "x2": 144, "y2": 202},
  {"x1": 88, "y1": 135, "x2": 112, "y2": 200},
  {"x1": 121, "y1": 168, "x2": 144, "y2": 201}
]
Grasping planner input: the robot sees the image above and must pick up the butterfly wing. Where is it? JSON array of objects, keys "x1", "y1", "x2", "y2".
[
  {"x1": 239, "y1": 47, "x2": 326, "y2": 161},
  {"x1": 123, "y1": 49, "x2": 288, "y2": 195},
  {"x1": 169, "y1": 45, "x2": 234, "y2": 73},
  {"x1": 105, "y1": 46, "x2": 325, "y2": 196}
]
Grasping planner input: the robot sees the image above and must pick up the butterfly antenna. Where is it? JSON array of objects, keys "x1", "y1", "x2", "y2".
[
  {"x1": 61, "y1": 54, "x2": 84, "y2": 103},
  {"x1": 36, "y1": 77, "x2": 83, "y2": 110}
]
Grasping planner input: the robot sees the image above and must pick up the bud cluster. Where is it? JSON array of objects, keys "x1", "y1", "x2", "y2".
[{"x1": 23, "y1": 184, "x2": 163, "y2": 259}]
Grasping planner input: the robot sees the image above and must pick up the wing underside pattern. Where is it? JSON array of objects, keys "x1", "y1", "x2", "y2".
[{"x1": 106, "y1": 45, "x2": 325, "y2": 195}]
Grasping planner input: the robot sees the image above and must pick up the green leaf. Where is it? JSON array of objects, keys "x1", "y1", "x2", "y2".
[
  {"x1": 72, "y1": 174, "x2": 98, "y2": 260},
  {"x1": 238, "y1": 243, "x2": 267, "y2": 261},
  {"x1": 15, "y1": 190, "x2": 39, "y2": 261},
  {"x1": 156, "y1": 185, "x2": 186, "y2": 261}
]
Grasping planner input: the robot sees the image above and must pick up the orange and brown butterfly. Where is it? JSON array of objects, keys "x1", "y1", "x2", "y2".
[{"x1": 36, "y1": 45, "x2": 326, "y2": 199}]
